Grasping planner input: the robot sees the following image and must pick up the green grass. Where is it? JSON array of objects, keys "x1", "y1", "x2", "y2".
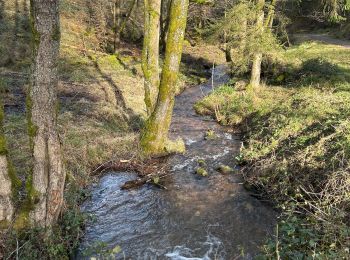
[{"x1": 195, "y1": 41, "x2": 350, "y2": 258}]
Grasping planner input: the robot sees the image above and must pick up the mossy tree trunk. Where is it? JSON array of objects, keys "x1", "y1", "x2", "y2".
[
  {"x1": 142, "y1": 0, "x2": 162, "y2": 115},
  {"x1": 265, "y1": 0, "x2": 277, "y2": 29},
  {"x1": 250, "y1": 0, "x2": 265, "y2": 89},
  {"x1": 28, "y1": 0, "x2": 65, "y2": 228},
  {"x1": 0, "y1": 102, "x2": 20, "y2": 226},
  {"x1": 160, "y1": 0, "x2": 172, "y2": 53},
  {"x1": 140, "y1": 0, "x2": 189, "y2": 156}
]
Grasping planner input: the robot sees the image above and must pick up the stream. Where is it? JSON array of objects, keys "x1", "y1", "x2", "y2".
[{"x1": 79, "y1": 65, "x2": 276, "y2": 259}]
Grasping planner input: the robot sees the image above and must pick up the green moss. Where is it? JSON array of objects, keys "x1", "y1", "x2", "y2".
[
  {"x1": 0, "y1": 135, "x2": 7, "y2": 155},
  {"x1": 141, "y1": 2, "x2": 161, "y2": 115},
  {"x1": 0, "y1": 220, "x2": 10, "y2": 230},
  {"x1": 217, "y1": 164, "x2": 233, "y2": 174},
  {"x1": 140, "y1": 0, "x2": 189, "y2": 156},
  {"x1": 13, "y1": 211, "x2": 30, "y2": 230},
  {"x1": 140, "y1": 98, "x2": 174, "y2": 156},
  {"x1": 29, "y1": 1, "x2": 41, "y2": 48},
  {"x1": 98, "y1": 55, "x2": 123, "y2": 70},
  {"x1": 8, "y1": 160, "x2": 22, "y2": 202},
  {"x1": 23, "y1": 88, "x2": 40, "y2": 220},
  {"x1": 204, "y1": 129, "x2": 217, "y2": 140},
  {"x1": 165, "y1": 138, "x2": 186, "y2": 154},
  {"x1": 26, "y1": 92, "x2": 38, "y2": 151},
  {"x1": 24, "y1": 171, "x2": 39, "y2": 212},
  {"x1": 0, "y1": 102, "x2": 21, "y2": 201},
  {"x1": 195, "y1": 167, "x2": 208, "y2": 177},
  {"x1": 197, "y1": 159, "x2": 206, "y2": 167}
]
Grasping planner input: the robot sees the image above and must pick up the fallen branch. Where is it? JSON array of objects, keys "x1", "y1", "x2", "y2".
[{"x1": 92, "y1": 158, "x2": 170, "y2": 190}]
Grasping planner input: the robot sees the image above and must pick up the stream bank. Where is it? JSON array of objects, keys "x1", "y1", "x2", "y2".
[{"x1": 79, "y1": 65, "x2": 276, "y2": 259}]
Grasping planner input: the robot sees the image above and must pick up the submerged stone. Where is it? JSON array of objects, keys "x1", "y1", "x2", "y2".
[
  {"x1": 165, "y1": 138, "x2": 186, "y2": 154},
  {"x1": 196, "y1": 167, "x2": 208, "y2": 177},
  {"x1": 197, "y1": 159, "x2": 207, "y2": 167},
  {"x1": 204, "y1": 129, "x2": 217, "y2": 140},
  {"x1": 217, "y1": 164, "x2": 234, "y2": 174}
]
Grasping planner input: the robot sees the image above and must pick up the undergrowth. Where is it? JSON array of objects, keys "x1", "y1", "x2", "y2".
[{"x1": 195, "y1": 41, "x2": 350, "y2": 258}]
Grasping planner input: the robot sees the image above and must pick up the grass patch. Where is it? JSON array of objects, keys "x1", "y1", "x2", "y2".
[{"x1": 195, "y1": 41, "x2": 350, "y2": 258}]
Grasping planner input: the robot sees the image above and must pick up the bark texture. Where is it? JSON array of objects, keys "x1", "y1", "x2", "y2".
[
  {"x1": 142, "y1": 0, "x2": 161, "y2": 115},
  {"x1": 0, "y1": 156, "x2": 13, "y2": 224},
  {"x1": 141, "y1": 0, "x2": 189, "y2": 156},
  {"x1": 250, "y1": 0, "x2": 265, "y2": 89},
  {"x1": 28, "y1": 0, "x2": 65, "y2": 228}
]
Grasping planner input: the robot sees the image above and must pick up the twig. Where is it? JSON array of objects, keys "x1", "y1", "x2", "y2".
[
  {"x1": 276, "y1": 224, "x2": 280, "y2": 260},
  {"x1": 16, "y1": 238, "x2": 18, "y2": 260},
  {"x1": 5, "y1": 241, "x2": 29, "y2": 260},
  {"x1": 91, "y1": 160, "x2": 113, "y2": 174}
]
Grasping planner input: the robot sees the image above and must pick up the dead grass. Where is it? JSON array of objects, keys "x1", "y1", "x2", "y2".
[{"x1": 0, "y1": 0, "x2": 225, "y2": 188}]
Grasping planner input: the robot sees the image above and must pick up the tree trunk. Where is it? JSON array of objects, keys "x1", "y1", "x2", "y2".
[
  {"x1": 223, "y1": 0, "x2": 231, "y2": 62},
  {"x1": 28, "y1": 0, "x2": 65, "y2": 228},
  {"x1": 160, "y1": 0, "x2": 172, "y2": 53},
  {"x1": 114, "y1": 0, "x2": 137, "y2": 53},
  {"x1": 140, "y1": 0, "x2": 189, "y2": 156},
  {"x1": 114, "y1": 0, "x2": 122, "y2": 52},
  {"x1": 250, "y1": 0, "x2": 265, "y2": 89},
  {"x1": 0, "y1": 102, "x2": 20, "y2": 226},
  {"x1": 142, "y1": 0, "x2": 161, "y2": 115},
  {"x1": 265, "y1": 0, "x2": 277, "y2": 29}
]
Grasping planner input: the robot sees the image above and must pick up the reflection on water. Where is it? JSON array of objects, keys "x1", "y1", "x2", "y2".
[{"x1": 79, "y1": 65, "x2": 276, "y2": 259}]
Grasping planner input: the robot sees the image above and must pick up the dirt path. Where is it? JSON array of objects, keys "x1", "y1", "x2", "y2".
[{"x1": 294, "y1": 33, "x2": 350, "y2": 48}]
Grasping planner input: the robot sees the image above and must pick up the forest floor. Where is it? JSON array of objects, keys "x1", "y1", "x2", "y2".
[{"x1": 195, "y1": 35, "x2": 350, "y2": 258}]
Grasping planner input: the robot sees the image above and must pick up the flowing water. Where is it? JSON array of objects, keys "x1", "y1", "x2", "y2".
[{"x1": 79, "y1": 65, "x2": 276, "y2": 259}]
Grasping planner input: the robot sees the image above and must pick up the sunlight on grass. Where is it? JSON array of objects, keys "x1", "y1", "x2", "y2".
[{"x1": 195, "y1": 41, "x2": 350, "y2": 258}]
